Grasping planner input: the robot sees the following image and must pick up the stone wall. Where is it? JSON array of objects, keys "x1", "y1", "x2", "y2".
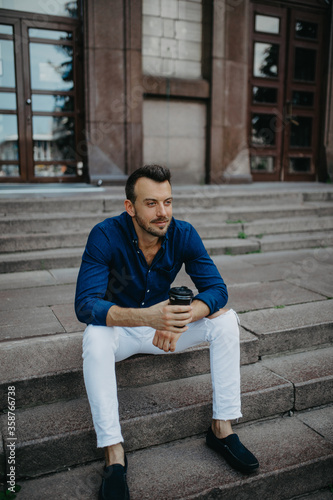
[{"x1": 142, "y1": 0, "x2": 202, "y2": 79}]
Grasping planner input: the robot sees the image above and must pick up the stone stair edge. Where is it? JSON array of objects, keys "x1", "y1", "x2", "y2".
[
  {"x1": 1, "y1": 353, "x2": 332, "y2": 480},
  {"x1": 9, "y1": 406, "x2": 333, "y2": 500}
]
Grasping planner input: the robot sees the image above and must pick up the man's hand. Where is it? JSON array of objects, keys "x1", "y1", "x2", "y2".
[
  {"x1": 146, "y1": 300, "x2": 193, "y2": 333},
  {"x1": 153, "y1": 329, "x2": 183, "y2": 352}
]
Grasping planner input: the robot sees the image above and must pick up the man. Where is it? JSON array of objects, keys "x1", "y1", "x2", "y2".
[{"x1": 75, "y1": 165, "x2": 259, "y2": 500}]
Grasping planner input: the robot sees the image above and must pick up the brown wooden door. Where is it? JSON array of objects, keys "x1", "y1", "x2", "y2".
[
  {"x1": 0, "y1": 11, "x2": 84, "y2": 183},
  {"x1": 249, "y1": 2, "x2": 329, "y2": 181}
]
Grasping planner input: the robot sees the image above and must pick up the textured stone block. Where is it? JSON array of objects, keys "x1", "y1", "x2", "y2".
[
  {"x1": 142, "y1": 35, "x2": 161, "y2": 57},
  {"x1": 179, "y1": 0, "x2": 202, "y2": 22},
  {"x1": 142, "y1": 15, "x2": 163, "y2": 37},
  {"x1": 161, "y1": 37, "x2": 178, "y2": 58},
  {"x1": 178, "y1": 40, "x2": 201, "y2": 61},
  {"x1": 175, "y1": 59, "x2": 201, "y2": 78},
  {"x1": 175, "y1": 20, "x2": 202, "y2": 42},
  {"x1": 163, "y1": 18, "x2": 175, "y2": 37},
  {"x1": 142, "y1": 0, "x2": 161, "y2": 16},
  {"x1": 161, "y1": 0, "x2": 178, "y2": 18}
]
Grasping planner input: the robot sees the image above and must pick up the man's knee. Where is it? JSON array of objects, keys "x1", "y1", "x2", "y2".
[
  {"x1": 206, "y1": 307, "x2": 229, "y2": 320},
  {"x1": 83, "y1": 324, "x2": 119, "y2": 361}
]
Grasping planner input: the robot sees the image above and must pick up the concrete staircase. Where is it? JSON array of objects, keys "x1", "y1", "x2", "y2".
[{"x1": 0, "y1": 183, "x2": 333, "y2": 499}]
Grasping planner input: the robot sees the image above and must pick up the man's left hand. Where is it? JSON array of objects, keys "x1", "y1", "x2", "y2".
[{"x1": 153, "y1": 329, "x2": 182, "y2": 352}]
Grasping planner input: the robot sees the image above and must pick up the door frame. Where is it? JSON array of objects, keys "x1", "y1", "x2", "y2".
[
  {"x1": 248, "y1": 0, "x2": 331, "y2": 181},
  {"x1": 0, "y1": 8, "x2": 85, "y2": 183}
]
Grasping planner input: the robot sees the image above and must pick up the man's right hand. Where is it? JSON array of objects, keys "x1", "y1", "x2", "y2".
[{"x1": 146, "y1": 300, "x2": 193, "y2": 332}]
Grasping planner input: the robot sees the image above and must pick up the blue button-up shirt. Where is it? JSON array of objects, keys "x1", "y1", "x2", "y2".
[{"x1": 75, "y1": 212, "x2": 228, "y2": 325}]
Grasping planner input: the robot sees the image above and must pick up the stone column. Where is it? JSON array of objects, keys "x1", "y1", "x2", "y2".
[
  {"x1": 209, "y1": 0, "x2": 252, "y2": 184},
  {"x1": 83, "y1": 0, "x2": 142, "y2": 184}
]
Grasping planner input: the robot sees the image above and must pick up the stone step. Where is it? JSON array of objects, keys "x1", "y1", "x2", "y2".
[
  {"x1": 0, "y1": 328, "x2": 259, "y2": 412},
  {"x1": 1, "y1": 202, "x2": 333, "y2": 236},
  {"x1": 2, "y1": 216, "x2": 333, "y2": 253},
  {"x1": 1, "y1": 299, "x2": 332, "y2": 412},
  {"x1": 2, "y1": 231, "x2": 333, "y2": 272},
  {"x1": 3, "y1": 345, "x2": 333, "y2": 479},
  {"x1": 13, "y1": 406, "x2": 333, "y2": 500},
  {"x1": 0, "y1": 189, "x2": 312, "y2": 216}
]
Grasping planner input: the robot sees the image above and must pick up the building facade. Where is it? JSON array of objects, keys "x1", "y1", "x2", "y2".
[{"x1": 0, "y1": 0, "x2": 332, "y2": 184}]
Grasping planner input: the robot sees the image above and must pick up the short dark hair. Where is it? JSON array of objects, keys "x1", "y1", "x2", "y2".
[{"x1": 125, "y1": 164, "x2": 171, "y2": 203}]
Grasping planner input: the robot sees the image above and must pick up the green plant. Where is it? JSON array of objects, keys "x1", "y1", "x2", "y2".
[
  {"x1": 274, "y1": 305, "x2": 285, "y2": 309},
  {"x1": 226, "y1": 220, "x2": 243, "y2": 224},
  {"x1": 238, "y1": 231, "x2": 247, "y2": 239},
  {"x1": 256, "y1": 234, "x2": 264, "y2": 239},
  {"x1": 0, "y1": 485, "x2": 21, "y2": 499},
  {"x1": 225, "y1": 248, "x2": 233, "y2": 256},
  {"x1": 246, "y1": 249, "x2": 262, "y2": 254}
]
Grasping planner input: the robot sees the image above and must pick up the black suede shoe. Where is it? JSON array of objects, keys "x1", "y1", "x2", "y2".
[
  {"x1": 206, "y1": 427, "x2": 259, "y2": 474},
  {"x1": 98, "y1": 455, "x2": 130, "y2": 500}
]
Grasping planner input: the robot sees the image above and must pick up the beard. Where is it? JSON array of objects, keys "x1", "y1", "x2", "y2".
[{"x1": 134, "y1": 212, "x2": 171, "y2": 237}]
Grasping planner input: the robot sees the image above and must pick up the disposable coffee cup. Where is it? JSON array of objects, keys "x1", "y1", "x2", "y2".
[{"x1": 168, "y1": 286, "x2": 194, "y2": 306}]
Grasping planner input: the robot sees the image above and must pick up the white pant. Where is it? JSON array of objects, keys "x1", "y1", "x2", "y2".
[{"x1": 82, "y1": 309, "x2": 242, "y2": 448}]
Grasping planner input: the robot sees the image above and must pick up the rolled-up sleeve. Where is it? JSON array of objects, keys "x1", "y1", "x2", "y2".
[
  {"x1": 75, "y1": 225, "x2": 116, "y2": 325},
  {"x1": 184, "y1": 225, "x2": 228, "y2": 314}
]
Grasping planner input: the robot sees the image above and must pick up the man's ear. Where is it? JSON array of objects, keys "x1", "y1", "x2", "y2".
[{"x1": 124, "y1": 199, "x2": 135, "y2": 217}]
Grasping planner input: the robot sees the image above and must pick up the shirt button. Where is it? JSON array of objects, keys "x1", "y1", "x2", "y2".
[
  {"x1": 148, "y1": 270, "x2": 151, "y2": 273},
  {"x1": 137, "y1": 251, "x2": 140, "y2": 254},
  {"x1": 147, "y1": 290, "x2": 150, "y2": 293},
  {"x1": 141, "y1": 302, "x2": 145, "y2": 305}
]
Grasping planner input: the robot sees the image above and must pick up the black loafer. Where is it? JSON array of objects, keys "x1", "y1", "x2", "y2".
[
  {"x1": 206, "y1": 427, "x2": 259, "y2": 474},
  {"x1": 99, "y1": 455, "x2": 130, "y2": 500}
]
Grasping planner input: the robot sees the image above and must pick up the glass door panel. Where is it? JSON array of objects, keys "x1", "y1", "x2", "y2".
[
  {"x1": 0, "y1": 10, "x2": 83, "y2": 183},
  {"x1": 249, "y1": 3, "x2": 326, "y2": 181},
  {"x1": 0, "y1": 22, "x2": 20, "y2": 178}
]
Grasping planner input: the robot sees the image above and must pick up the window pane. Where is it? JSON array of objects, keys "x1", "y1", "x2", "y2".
[
  {"x1": 295, "y1": 21, "x2": 317, "y2": 39},
  {"x1": 0, "y1": 24, "x2": 13, "y2": 35},
  {"x1": 255, "y1": 15, "x2": 280, "y2": 34},
  {"x1": 290, "y1": 117, "x2": 312, "y2": 147},
  {"x1": 253, "y1": 43, "x2": 279, "y2": 78},
  {"x1": 29, "y1": 29, "x2": 73, "y2": 41},
  {"x1": 32, "y1": 94, "x2": 74, "y2": 112},
  {"x1": 0, "y1": 114, "x2": 18, "y2": 160},
  {"x1": 29, "y1": 43, "x2": 74, "y2": 91},
  {"x1": 0, "y1": 39, "x2": 16, "y2": 88},
  {"x1": 32, "y1": 116, "x2": 75, "y2": 161},
  {"x1": 251, "y1": 114, "x2": 276, "y2": 145},
  {"x1": 253, "y1": 86, "x2": 278, "y2": 103},
  {"x1": 294, "y1": 48, "x2": 316, "y2": 81},
  {"x1": 289, "y1": 157, "x2": 311, "y2": 173},
  {"x1": 34, "y1": 163, "x2": 76, "y2": 177},
  {"x1": 0, "y1": 0, "x2": 78, "y2": 18},
  {"x1": 0, "y1": 164, "x2": 19, "y2": 177},
  {"x1": 292, "y1": 91, "x2": 314, "y2": 107},
  {"x1": 0, "y1": 92, "x2": 16, "y2": 110},
  {"x1": 251, "y1": 155, "x2": 275, "y2": 172}
]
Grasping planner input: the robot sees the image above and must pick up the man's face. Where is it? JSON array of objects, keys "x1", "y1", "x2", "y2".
[{"x1": 130, "y1": 178, "x2": 173, "y2": 238}]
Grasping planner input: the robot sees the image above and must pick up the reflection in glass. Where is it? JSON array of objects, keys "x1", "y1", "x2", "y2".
[
  {"x1": 295, "y1": 21, "x2": 317, "y2": 39},
  {"x1": 290, "y1": 117, "x2": 312, "y2": 147},
  {"x1": 29, "y1": 29, "x2": 73, "y2": 41},
  {"x1": 294, "y1": 48, "x2": 316, "y2": 81},
  {"x1": 34, "y1": 163, "x2": 76, "y2": 177},
  {"x1": 29, "y1": 43, "x2": 73, "y2": 91},
  {"x1": 0, "y1": 24, "x2": 13, "y2": 35},
  {"x1": 0, "y1": 92, "x2": 16, "y2": 110},
  {"x1": 292, "y1": 91, "x2": 314, "y2": 107},
  {"x1": 32, "y1": 116, "x2": 75, "y2": 161},
  {"x1": 0, "y1": 40, "x2": 16, "y2": 88},
  {"x1": 0, "y1": 164, "x2": 19, "y2": 177},
  {"x1": 0, "y1": 0, "x2": 78, "y2": 18},
  {"x1": 0, "y1": 114, "x2": 19, "y2": 160},
  {"x1": 253, "y1": 86, "x2": 277, "y2": 103},
  {"x1": 253, "y1": 43, "x2": 279, "y2": 78},
  {"x1": 255, "y1": 15, "x2": 280, "y2": 34},
  {"x1": 289, "y1": 157, "x2": 311, "y2": 173},
  {"x1": 251, "y1": 156, "x2": 274, "y2": 172},
  {"x1": 251, "y1": 114, "x2": 276, "y2": 145},
  {"x1": 32, "y1": 94, "x2": 74, "y2": 112}
]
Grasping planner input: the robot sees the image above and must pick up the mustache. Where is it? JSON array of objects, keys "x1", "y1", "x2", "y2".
[{"x1": 151, "y1": 217, "x2": 170, "y2": 223}]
